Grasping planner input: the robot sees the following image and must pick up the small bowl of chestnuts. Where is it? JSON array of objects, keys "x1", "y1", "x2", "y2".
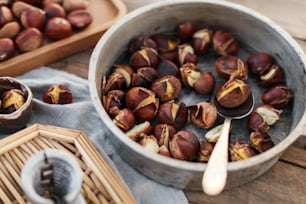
[
  {"x1": 89, "y1": 0, "x2": 306, "y2": 190},
  {"x1": 0, "y1": 77, "x2": 33, "y2": 133}
]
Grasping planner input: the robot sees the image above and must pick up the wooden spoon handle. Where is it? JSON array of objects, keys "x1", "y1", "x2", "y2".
[{"x1": 202, "y1": 117, "x2": 231, "y2": 195}]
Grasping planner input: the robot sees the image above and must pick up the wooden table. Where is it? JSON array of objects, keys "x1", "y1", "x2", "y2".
[{"x1": 47, "y1": 1, "x2": 306, "y2": 203}]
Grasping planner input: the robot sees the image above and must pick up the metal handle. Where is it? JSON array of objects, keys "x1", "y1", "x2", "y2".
[{"x1": 202, "y1": 117, "x2": 231, "y2": 195}]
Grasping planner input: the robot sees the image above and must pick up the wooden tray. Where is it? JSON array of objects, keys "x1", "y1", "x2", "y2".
[
  {"x1": 0, "y1": 0, "x2": 127, "y2": 77},
  {"x1": 0, "y1": 124, "x2": 137, "y2": 204}
]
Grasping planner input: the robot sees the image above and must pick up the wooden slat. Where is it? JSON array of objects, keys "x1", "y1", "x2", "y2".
[
  {"x1": 280, "y1": 146, "x2": 306, "y2": 168},
  {"x1": 185, "y1": 160, "x2": 306, "y2": 204},
  {"x1": 228, "y1": 0, "x2": 306, "y2": 40}
]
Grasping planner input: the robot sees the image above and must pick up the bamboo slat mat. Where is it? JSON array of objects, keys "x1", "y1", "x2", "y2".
[{"x1": 0, "y1": 124, "x2": 137, "y2": 204}]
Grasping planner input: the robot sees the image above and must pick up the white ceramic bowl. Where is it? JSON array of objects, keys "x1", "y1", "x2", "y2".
[{"x1": 89, "y1": 0, "x2": 306, "y2": 190}]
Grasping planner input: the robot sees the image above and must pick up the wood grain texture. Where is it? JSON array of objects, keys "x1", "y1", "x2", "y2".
[
  {"x1": 0, "y1": 0, "x2": 127, "y2": 77},
  {"x1": 185, "y1": 148, "x2": 306, "y2": 203},
  {"x1": 229, "y1": 0, "x2": 306, "y2": 40}
]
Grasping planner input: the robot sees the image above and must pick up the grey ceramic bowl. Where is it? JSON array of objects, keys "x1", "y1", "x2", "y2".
[
  {"x1": 89, "y1": 0, "x2": 306, "y2": 190},
  {"x1": 0, "y1": 77, "x2": 33, "y2": 134}
]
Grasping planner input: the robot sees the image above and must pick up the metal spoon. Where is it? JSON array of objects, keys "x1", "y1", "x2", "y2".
[{"x1": 202, "y1": 92, "x2": 255, "y2": 195}]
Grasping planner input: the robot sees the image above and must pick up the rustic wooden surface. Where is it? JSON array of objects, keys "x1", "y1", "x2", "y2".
[{"x1": 47, "y1": 0, "x2": 306, "y2": 203}]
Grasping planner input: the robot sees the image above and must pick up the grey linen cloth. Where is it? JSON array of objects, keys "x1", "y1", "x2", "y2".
[{"x1": 5, "y1": 67, "x2": 188, "y2": 204}]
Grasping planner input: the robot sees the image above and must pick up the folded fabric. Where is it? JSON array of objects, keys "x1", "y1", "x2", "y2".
[{"x1": 1, "y1": 67, "x2": 188, "y2": 204}]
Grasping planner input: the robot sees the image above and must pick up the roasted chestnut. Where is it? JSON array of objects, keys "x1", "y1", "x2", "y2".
[
  {"x1": 213, "y1": 29, "x2": 239, "y2": 56},
  {"x1": 229, "y1": 141, "x2": 256, "y2": 161},
  {"x1": 130, "y1": 47, "x2": 159, "y2": 69},
  {"x1": 259, "y1": 64, "x2": 284, "y2": 86},
  {"x1": 169, "y1": 130, "x2": 200, "y2": 161},
  {"x1": 189, "y1": 102, "x2": 217, "y2": 129},
  {"x1": 153, "y1": 123, "x2": 176, "y2": 147},
  {"x1": 157, "y1": 101, "x2": 188, "y2": 129},
  {"x1": 139, "y1": 134, "x2": 160, "y2": 153},
  {"x1": 129, "y1": 36, "x2": 157, "y2": 54},
  {"x1": 151, "y1": 33, "x2": 180, "y2": 53},
  {"x1": 112, "y1": 108, "x2": 135, "y2": 132},
  {"x1": 177, "y1": 22, "x2": 197, "y2": 41},
  {"x1": 177, "y1": 44, "x2": 198, "y2": 66},
  {"x1": 1, "y1": 89, "x2": 25, "y2": 114},
  {"x1": 150, "y1": 75, "x2": 182, "y2": 102},
  {"x1": 215, "y1": 79, "x2": 251, "y2": 108},
  {"x1": 197, "y1": 141, "x2": 214, "y2": 162},
  {"x1": 156, "y1": 60, "x2": 179, "y2": 77},
  {"x1": 131, "y1": 67, "x2": 158, "y2": 88},
  {"x1": 249, "y1": 131, "x2": 275, "y2": 153},
  {"x1": 43, "y1": 84, "x2": 73, "y2": 104},
  {"x1": 191, "y1": 28, "x2": 212, "y2": 55},
  {"x1": 261, "y1": 85, "x2": 293, "y2": 109},
  {"x1": 247, "y1": 52, "x2": 273, "y2": 75},
  {"x1": 215, "y1": 55, "x2": 248, "y2": 80},
  {"x1": 126, "y1": 87, "x2": 159, "y2": 121},
  {"x1": 102, "y1": 89, "x2": 125, "y2": 118}
]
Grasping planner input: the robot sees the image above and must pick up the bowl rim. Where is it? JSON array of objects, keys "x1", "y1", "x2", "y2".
[
  {"x1": 0, "y1": 76, "x2": 33, "y2": 119},
  {"x1": 89, "y1": 0, "x2": 306, "y2": 172}
]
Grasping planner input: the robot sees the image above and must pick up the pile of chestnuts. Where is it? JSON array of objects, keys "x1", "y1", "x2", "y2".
[
  {"x1": 101, "y1": 22, "x2": 293, "y2": 163},
  {"x1": 0, "y1": 0, "x2": 92, "y2": 61}
]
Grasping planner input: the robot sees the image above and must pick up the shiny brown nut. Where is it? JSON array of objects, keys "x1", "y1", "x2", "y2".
[
  {"x1": 248, "y1": 104, "x2": 282, "y2": 131},
  {"x1": 247, "y1": 52, "x2": 273, "y2": 75},
  {"x1": 192, "y1": 28, "x2": 212, "y2": 55},
  {"x1": 102, "y1": 89, "x2": 125, "y2": 118},
  {"x1": 126, "y1": 87, "x2": 159, "y2": 121},
  {"x1": 0, "y1": 21, "x2": 21, "y2": 39},
  {"x1": 11, "y1": 1, "x2": 33, "y2": 18},
  {"x1": 157, "y1": 101, "x2": 188, "y2": 129},
  {"x1": 138, "y1": 134, "x2": 159, "y2": 153},
  {"x1": 126, "y1": 121, "x2": 152, "y2": 141},
  {"x1": 113, "y1": 64, "x2": 134, "y2": 88},
  {"x1": 213, "y1": 29, "x2": 239, "y2": 56},
  {"x1": 158, "y1": 145, "x2": 171, "y2": 157},
  {"x1": 131, "y1": 67, "x2": 158, "y2": 88},
  {"x1": 215, "y1": 55, "x2": 248, "y2": 80},
  {"x1": 261, "y1": 85, "x2": 293, "y2": 109},
  {"x1": 177, "y1": 44, "x2": 198, "y2": 66},
  {"x1": 1, "y1": 89, "x2": 25, "y2": 114},
  {"x1": 63, "y1": 0, "x2": 88, "y2": 12},
  {"x1": 189, "y1": 102, "x2": 217, "y2": 129},
  {"x1": 0, "y1": 38, "x2": 14, "y2": 61},
  {"x1": 253, "y1": 104, "x2": 282, "y2": 126},
  {"x1": 20, "y1": 7, "x2": 46, "y2": 30},
  {"x1": 112, "y1": 108, "x2": 135, "y2": 132},
  {"x1": 102, "y1": 72, "x2": 127, "y2": 94},
  {"x1": 194, "y1": 71, "x2": 215, "y2": 95},
  {"x1": 229, "y1": 140, "x2": 256, "y2": 161},
  {"x1": 250, "y1": 131, "x2": 274, "y2": 153},
  {"x1": 215, "y1": 79, "x2": 251, "y2": 108},
  {"x1": 197, "y1": 141, "x2": 214, "y2": 163},
  {"x1": 179, "y1": 63, "x2": 201, "y2": 88},
  {"x1": 67, "y1": 9, "x2": 92, "y2": 29},
  {"x1": 45, "y1": 17, "x2": 72, "y2": 40},
  {"x1": 156, "y1": 60, "x2": 178, "y2": 77},
  {"x1": 259, "y1": 64, "x2": 284, "y2": 86},
  {"x1": 130, "y1": 47, "x2": 159, "y2": 69},
  {"x1": 0, "y1": 6, "x2": 13, "y2": 27},
  {"x1": 150, "y1": 75, "x2": 182, "y2": 102},
  {"x1": 15, "y1": 27, "x2": 43, "y2": 52},
  {"x1": 44, "y1": 3, "x2": 66, "y2": 19},
  {"x1": 169, "y1": 130, "x2": 200, "y2": 161},
  {"x1": 151, "y1": 33, "x2": 180, "y2": 53},
  {"x1": 43, "y1": 84, "x2": 73, "y2": 104},
  {"x1": 248, "y1": 111, "x2": 269, "y2": 132},
  {"x1": 177, "y1": 22, "x2": 197, "y2": 41},
  {"x1": 153, "y1": 123, "x2": 176, "y2": 147},
  {"x1": 129, "y1": 36, "x2": 157, "y2": 54}
]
